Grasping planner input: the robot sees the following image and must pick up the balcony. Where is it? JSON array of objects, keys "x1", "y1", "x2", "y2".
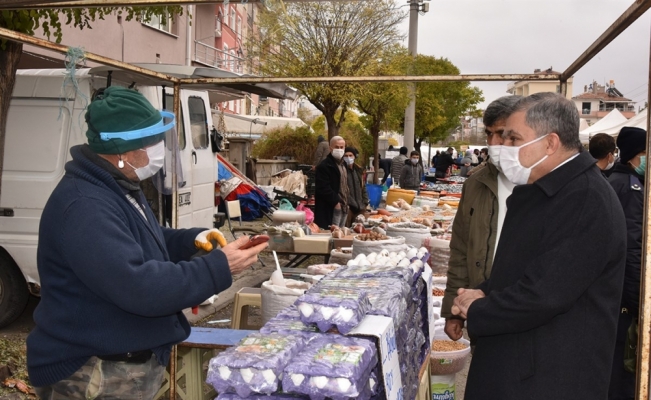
[{"x1": 195, "y1": 41, "x2": 244, "y2": 73}]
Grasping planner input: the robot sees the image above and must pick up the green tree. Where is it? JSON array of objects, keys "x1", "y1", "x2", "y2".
[
  {"x1": 355, "y1": 45, "x2": 411, "y2": 182},
  {"x1": 248, "y1": 0, "x2": 405, "y2": 139},
  {"x1": 0, "y1": 6, "x2": 182, "y2": 199},
  {"x1": 411, "y1": 55, "x2": 484, "y2": 154}
]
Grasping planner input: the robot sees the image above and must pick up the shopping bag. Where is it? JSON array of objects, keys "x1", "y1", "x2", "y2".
[{"x1": 279, "y1": 198, "x2": 295, "y2": 211}]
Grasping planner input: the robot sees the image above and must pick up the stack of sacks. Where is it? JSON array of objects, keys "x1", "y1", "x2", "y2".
[
  {"x1": 295, "y1": 287, "x2": 370, "y2": 334},
  {"x1": 207, "y1": 333, "x2": 305, "y2": 397},
  {"x1": 282, "y1": 335, "x2": 378, "y2": 400}
]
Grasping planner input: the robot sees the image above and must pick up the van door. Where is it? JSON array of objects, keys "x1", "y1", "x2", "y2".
[{"x1": 163, "y1": 90, "x2": 215, "y2": 229}]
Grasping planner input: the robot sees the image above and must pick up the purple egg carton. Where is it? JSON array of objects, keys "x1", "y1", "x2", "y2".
[
  {"x1": 296, "y1": 287, "x2": 370, "y2": 334},
  {"x1": 336, "y1": 264, "x2": 415, "y2": 284},
  {"x1": 274, "y1": 305, "x2": 302, "y2": 320},
  {"x1": 216, "y1": 394, "x2": 308, "y2": 399},
  {"x1": 282, "y1": 335, "x2": 378, "y2": 400},
  {"x1": 259, "y1": 317, "x2": 323, "y2": 340},
  {"x1": 207, "y1": 333, "x2": 305, "y2": 397}
]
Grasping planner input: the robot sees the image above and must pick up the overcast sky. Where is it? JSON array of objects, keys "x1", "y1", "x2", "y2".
[{"x1": 400, "y1": 0, "x2": 651, "y2": 110}]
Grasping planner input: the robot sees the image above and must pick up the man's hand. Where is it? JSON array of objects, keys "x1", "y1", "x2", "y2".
[
  {"x1": 195, "y1": 229, "x2": 227, "y2": 252},
  {"x1": 451, "y1": 288, "x2": 485, "y2": 319},
  {"x1": 444, "y1": 318, "x2": 464, "y2": 341},
  {"x1": 220, "y1": 236, "x2": 268, "y2": 275},
  {"x1": 335, "y1": 203, "x2": 341, "y2": 209}
]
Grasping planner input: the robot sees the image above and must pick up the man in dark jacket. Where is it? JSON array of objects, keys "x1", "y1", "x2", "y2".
[
  {"x1": 590, "y1": 133, "x2": 617, "y2": 178},
  {"x1": 607, "y1": 126, "x2": 646, "y2": 400},
  {"x1": 399, "y1": 150, "x2": 424, "y2": 190},
  {"x1": 378, "y1": 153, "x2": 392, "y2": 185},
  {"x1": 345, "y1": 147, "x2": 369, "y2": 225},
  {"x1": 27, "y1": 87, "x2": 267, "y2": 398},
  {"x1": 454, "y1": 93, "x2": 626, "y2": 400},
  {"x1": 434, "y1": 147, "x2": 455, "y2": 178},
  {"x1": 442, "y1": 95, "x2": 520, "y2": 341},
  {"x1": 315, "y1": 136, "x2": 347, "y2": 229}
]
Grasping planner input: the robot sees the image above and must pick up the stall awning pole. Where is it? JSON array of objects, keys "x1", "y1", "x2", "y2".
[{"x1": 637, "y1": 16, "x2": 651, "y2": 400}]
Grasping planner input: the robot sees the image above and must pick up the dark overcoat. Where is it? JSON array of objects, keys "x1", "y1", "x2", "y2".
[
  {"x1": 465, "y1": 151, "x2": 626, "y2": 400},
  {"x1": 314, "y1": 153, "x2": 343, "y2": 229}
]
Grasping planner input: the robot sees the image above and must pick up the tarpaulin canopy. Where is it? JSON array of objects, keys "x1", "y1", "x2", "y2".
[
  {"x1": 579, "y1": 109, "x2": 628, "y2": 144},
  {"x1": 213, "y1": 112, "x2": 308, "y2": 138},
  {"x1": 581, "y1": 109, "x2": 648, "y2": 141}
]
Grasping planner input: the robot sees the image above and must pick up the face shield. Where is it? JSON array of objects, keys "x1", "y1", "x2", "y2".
[{"x1": 150, "y1": 111, "x2": 184, "y2": 195}]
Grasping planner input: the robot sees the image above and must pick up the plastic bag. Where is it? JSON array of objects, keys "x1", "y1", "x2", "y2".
[
  {"x1": 282, "y1": 335, "x2": 378, "y2": 400},
  {"x1": 279, "y1": 198, "x2": 295, "y2": 211},
  {"x1": 296, "y1": 203, "x2": 314, "y2": 224},
  {"x1": 261, "y1": 279, "x2": 311, "y2": 324}
]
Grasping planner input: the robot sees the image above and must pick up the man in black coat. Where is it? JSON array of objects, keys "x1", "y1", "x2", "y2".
[
  {"x1": 314, "y1": 136, "x2": 347, "y2": 229},
  {"x1": 607, "y1": 126, "x2": 646, "y2": 400},
  {"x1": 453, "y1": 93, "x2": 626, "y2": 400},
  {"x1": 434, "y1": 147, "x2": 455, "y2": 178}
]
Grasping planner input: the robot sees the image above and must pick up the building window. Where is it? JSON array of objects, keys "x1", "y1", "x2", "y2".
[
  {"x1": 236, "y1": 16, "x2": 242, "y2": 38},
  {"x1": 229, "y1": 100, "x2": 234, "y2": 111},
  {"x1": 143, "y1": 12, "x2": 174, "y2": 34},
  {"x1": 230, "y1": 49, "x2": 236, "y2": 72},
  {"x1": 230, "y1": 7, "x2": 236, "y2": 30},
  {"x1": 582, "y1": 102, "x2": 591, "y2": 115}
]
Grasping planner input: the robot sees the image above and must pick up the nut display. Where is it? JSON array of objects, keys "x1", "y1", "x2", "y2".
[{"x1": 355, "y1": 232, "x2": 389, "y2": 241}]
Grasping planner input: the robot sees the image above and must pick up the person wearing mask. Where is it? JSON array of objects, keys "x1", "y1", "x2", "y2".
[
  {"x1": 344, "y1": 147, "x2": 369, "y2": 225},
  {"x1": 472, "y1": 149, "x2": 480, "y2": 165},
  {"x1": 313, "y1": 135, "x2": 330, "y2": 170},
  {"x1": 442, "y1": 95, "x2": 521, "y2": 341},
  {"x1": 27, "y1": 87, "x2": 267, "y2": 398},
  {"x1": 315, "y1": 136, "x2": 348, "y2": 229},
  {"x1": 477, "y1": 148, "x2": 487, "y2": 164},
  {"x1": 390, "y1": 146, "x2": 409, "y2": 186},
  {"x1": 453, "y1": 93, "x2": 626, "y2": 400},
  {"x1": 378, "y1": 153, "x2": 392, "y2": 185},
  {"x1": 435, "y1": 147, "x2": 455, "y2": 178},
  {"x1": 399, "y1": 151, "x2": 424, "y2": 190},
  {"x1": 607, "y1": 126, "x2": 646, "y2": 400},
  {"x1": 459, "y1": 150, "x2": 474, "y2": 177},
  {"x1": 589, "y1": 133, "x2": 617, "y2": 178}
]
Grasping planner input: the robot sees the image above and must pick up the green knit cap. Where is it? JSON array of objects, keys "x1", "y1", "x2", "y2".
[{"x1": 85, "y1": 86, "x2": 165, "y2": 154}]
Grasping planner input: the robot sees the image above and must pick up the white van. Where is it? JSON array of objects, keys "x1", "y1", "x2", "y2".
[{"x1": 0, "y1": 68, "x2": 221, "y2": 327}]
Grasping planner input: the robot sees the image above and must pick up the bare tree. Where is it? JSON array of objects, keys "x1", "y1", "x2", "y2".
[{"x1": 248, "y1": 0, "x2": 405, "y2": 139}]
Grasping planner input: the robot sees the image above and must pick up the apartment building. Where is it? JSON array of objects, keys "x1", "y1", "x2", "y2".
[
  {"x1": 572, "y1": 80, "x2": 635, "y2": 126},
  {"x1": 506, "y1": 67, "x2": 574, "y2": 100}
]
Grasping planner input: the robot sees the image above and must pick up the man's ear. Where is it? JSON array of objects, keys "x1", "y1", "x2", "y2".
[{"x1": 547, "y1": 133, "x2": 562, "y2": 154}]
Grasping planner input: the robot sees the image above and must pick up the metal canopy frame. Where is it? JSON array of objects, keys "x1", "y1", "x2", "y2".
[{"x1": 2, "y1": 0, "x2": 651, "y2": 398}]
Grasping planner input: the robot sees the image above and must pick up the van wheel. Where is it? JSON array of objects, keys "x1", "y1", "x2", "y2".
[{"x1": 0, "y1": 253, "x2": 29, "y2": 328}]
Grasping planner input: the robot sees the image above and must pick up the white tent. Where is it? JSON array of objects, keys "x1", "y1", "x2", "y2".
[
  {"x1": 579, "y1": 109, "x2": 628, "y2": 144},
  {"x1": 597, "y1": 109, "x2": 648, "y2": 136}
]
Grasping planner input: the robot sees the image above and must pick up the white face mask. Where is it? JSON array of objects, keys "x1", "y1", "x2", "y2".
[
  {"x1": 344, "y1": 156, "x2": 355, "y2": 165},
  {"x1": 128, "y1": 141, "x2": 165, "y2": 181},
  {"x1": 500, "y1": 134, "x2": 549, "y2": 185},
  {"x1": 411, "y1": 158, "x2": 419, "y2": 165},
  {"x1": 605, "y1": 154, "x2": 615, "y2": 170},
  {"x1": 488, "y1": 145, "x2": 502, "y2": 172},
  {"x1": 332, "y1": 148, "x2": 345, "y2": 160}
]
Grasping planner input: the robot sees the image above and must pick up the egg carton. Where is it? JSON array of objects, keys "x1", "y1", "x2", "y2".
[
  {"x1": 215, "y1": 393, "x2": 308, "y2": 399},
  {"x1": 259, "y1": 317, "x2": 322, "y2": 340},
  {"x1": 207, "y1": 333, "x2": 305, "y2": 397},
  {"x1": 282, "y1": 335, "x2": 378, "y2": 400},
  {"x1": 296, "y1": 287, "x2": 370, "y2": 334}
]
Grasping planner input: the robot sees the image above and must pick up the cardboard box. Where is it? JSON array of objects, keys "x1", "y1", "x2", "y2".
[
  {"x1": 332, "y1": 235, "x2": 355, "y2": 248},
  {"x1": 348, "y1": 315, "x2": 403, "y2": 400},
  {"x1": 292, "y1": 236, "x2": 331, "y2": 254}
]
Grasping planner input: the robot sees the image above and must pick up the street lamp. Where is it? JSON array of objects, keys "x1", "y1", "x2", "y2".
[{"x1": 249, "y1": 117, "x2": 268, "y2": 138}]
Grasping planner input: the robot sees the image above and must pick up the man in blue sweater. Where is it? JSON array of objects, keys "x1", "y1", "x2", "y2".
[{"x1": 27, "y1": 87, "x2": 267, "y2": 399}]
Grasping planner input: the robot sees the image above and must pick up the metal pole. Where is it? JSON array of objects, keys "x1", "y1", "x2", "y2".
[
  {"x1": 403, "y1": 0, "x2": 419, "y2": 152},
  {"x1": 636, "y1": 19, "x2": 651, "y2": 400},
  {"x1": 172, "y1": 82, "x2": 181, "y2": 229}
]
